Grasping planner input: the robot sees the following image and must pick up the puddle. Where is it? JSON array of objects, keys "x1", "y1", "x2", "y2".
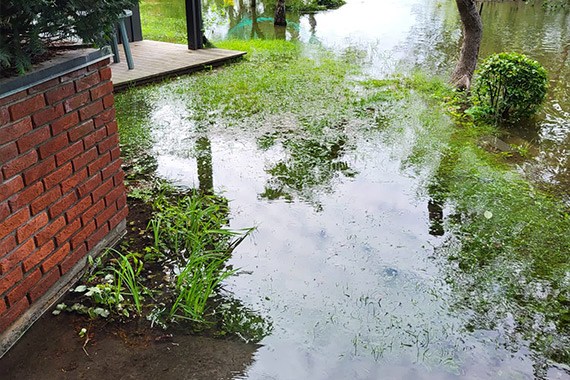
[{"x1": 2, "y1": 1, "x2": 570, "y2": 379}]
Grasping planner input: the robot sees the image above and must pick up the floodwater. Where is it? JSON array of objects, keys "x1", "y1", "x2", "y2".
[
  {"x1": 3, "y1": 0, "x2": 569, "y2": 379},
  {"x1": 137, "y1": 0, "x2": 570, "y2": 379}
]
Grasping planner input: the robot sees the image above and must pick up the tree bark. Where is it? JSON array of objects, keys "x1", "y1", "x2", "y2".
[
  {"x1": 274, "y1": 0, "x2": 287, "y2": 26},
  {"x1": 451, "y1": 0, "x2": 483, "y2": 90}
]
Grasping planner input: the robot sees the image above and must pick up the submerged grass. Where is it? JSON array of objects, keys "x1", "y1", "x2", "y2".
[{"x1": 369, "y1": 74, "x2": 570, "y2": 371}]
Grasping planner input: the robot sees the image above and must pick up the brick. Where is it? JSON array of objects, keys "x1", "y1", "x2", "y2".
[
  {"x1": 6, "y1": 269, "x2": 41, "y2": 306},
  {"x1": 38, "y1": 133, "x2": 68, "y2": 159},
  {"x1": 16, "y1": 212, "x2": 48, "y2": 245},
  {"x1": 75, "y1": 72, "x2": 100, "y2": 92},
  {"x1": 68, "y1": 119, "x2": 94, "y2": 142},
  {"x1": 22, "y1": 156, "x2": 55, "y2": 186},
  {"x1": 77, "y1": 173, "x2": 101, "y2": 198},
  {"x1": 109, "y1": 206, "x2": 128, "y2": 230},
  {"x1": 0, "y1": 108, "x2": 10, "y2": 126},
  {"x1": 84, "y1": 126, "x2": 107, "y2": 150},
  {"x1": 97, "y1": 134, "x2": 119, "y2": 156},
  {"x1": 55, "y1": 140, "x2": 83, "y2": 166},
  {"x1": 3, "y1": 148, "x2": 38, "y2": 180},
  {"x1": 93, "y1": 107, "x2": 115, "y2": 128},
  {"x1": 32, "y1": 103, "x2": 64, "y2": 128},
  {"x1": 102, "y1": 158, "x2": 121, "y2": 180},
  {"x1": 49, "y1": 191, "x2": 77, "y2": 220},
  {"x1": 105, "y1": 183, "x2": 125, "y2": 207},
  {"x1": 0, "y1": 142, "x2": 18, "y2": 165},
  {"x1": 22, "y1": 241, "x2": 55, "y2": 273},
  {"x1": 41, "y1": 243, "x2": 70, "y2": 274},
  {"x1": 35, "y1": 215, "x2": 65, "y2": 246},
  {"x1": 79, "y1": 100, "x2": 103, "y2": 121},
  {"x1": 113, "y1": 170, "x2": 125, "y2": 188},
  {"x1": 70, "y1": 221, "x2": 95, "y2": 250},
  {"x1": 50, "y1": 111, "x2": 79, "y2": 135},
  {"x1": 0, "y1": 208, "x2": 29, "y2": 240},
  {"x1": 0, "y1": 296, "x2": 28, "y2": 332},
  {"x1": 60, "y1": 244, "x2": 86, "y2": 275},
  {"x1": 99, "y1": 67, "x2": 112, "y2": 81},
  {"x1": 0, "y1": 117, "x2": 33, "y2": 145},
  {"x1": 60, "y1": 167, "x2": 87, "y2": 194},
  {"x1": 0, "y1": 266, "x2": 22, "y2": 294},
  {"x1": 16, "y1": 125, "x2": 50, "y2": 154},
  {"x1": 88, "y1": 59, "x2": 109, "y2": 71},
  {"x1": 90, "y1": 81, "x2": 113, "y2": 101},
  {"x1": 0, "y1": 236, "x2": 17, "y2": 259},
  {"x1": 0, "y1": 203, "x2": 8, "y2": 222},
  {"x1": 65, "y1": 196, "x2": 92, "y2": 222},
  {"x1": 9, "y1": 180, "x2": 44, "y2": 212},
  {"x1": 45, "y1": 83, "x2": 74, "y2": 104},
  {"x1": 0, "y1": 90, "x2": 26, "y2": 108},
  {"x1": 9, "y1": 94, "x2": 45, "y2": 121},
  {"x1": 30, "y1": 186, "x2": 61, "y2": 215},
  {"x1": 106, "y1": 120, "x2": 118, "y2": 135},
  {"x1": 55, "y1": 218, "x2": 81, "y2": 247},
  {"x1": 63, "y1": 92, "x2": 90, "y2": 113},
  {"x1": 43, "y1": 162, "x2": 72, "y2": 190},
  {"x1": 102, "y1": 94, "x2": 114, "y2": 109},
  {"x1": 0, "y1": 176, "x2": 24, "y2": 203},
  {"x1": 81, "y1": 199, "x2": 105, "y2": 226},
  {"x1": 88, "y1": 152, "x2": 110, "y2": 176},
  {"x1": 91, "y1": 177, "x2": 113, "y2": 203},
  {"x1": 28, "y1": 267, "x2": 60, "y2": 303},
  {"x1": 95, "y1": 203, "x2": 116, "y2": 229},
  {"x1": 60, "y1": 68, "x2": 87, "y2": 82},
  {"x1": 27, "y1": 78, "x2": 59, "y2": 95},
  {"x1": 87, "y1": 224, "x2": 109, "y2": 250},
  {"x1": 71, "y1": 146, "x2": 97, "y2": 171},
  {"x1": 0, "y1": 238, "x2": 34, "y2": 275},
  {"x1": 110, "y1": 146, "x2": 121, "y2": 161},
  {"x1": 0, "y1": 298, "x2": 5, "y2": 316},
  {"x1": 116, "y1": 193, "x2": 127, "y2": 211}
]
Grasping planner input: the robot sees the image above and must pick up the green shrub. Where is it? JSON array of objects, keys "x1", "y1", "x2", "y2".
[
  {"x1": 470, "y1": 52, "x2": 548, "y2": 123},
  {"x1": 0, "y1": 0, "x2": 138, "y2": 76}
]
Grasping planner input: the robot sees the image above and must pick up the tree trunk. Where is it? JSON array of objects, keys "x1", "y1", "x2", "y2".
[
  {"x1": 451, "y1": 0, "x2": 483, "y2": 90},
  {"x1": 274, "y1": 0, "x2": 286, "y2": 26}
]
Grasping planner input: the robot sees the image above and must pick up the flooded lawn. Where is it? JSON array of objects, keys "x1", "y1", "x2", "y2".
[{"x1": 2, "y1": 0, "x2": 570, "y2": 379}]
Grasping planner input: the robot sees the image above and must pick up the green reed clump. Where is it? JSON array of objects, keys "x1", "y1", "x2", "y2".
[{"x1": 149, "y1": 192, "x2": 252, "y2": 323}]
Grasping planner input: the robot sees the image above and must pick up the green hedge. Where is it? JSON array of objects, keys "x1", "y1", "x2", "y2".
[{"x1": 0, "y1": 0, "x2": 138, "y2": 76}]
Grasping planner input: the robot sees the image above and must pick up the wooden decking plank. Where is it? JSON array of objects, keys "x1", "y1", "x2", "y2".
[{"x1": 111, "y1": 40, "x2": 245, "y2": 91}]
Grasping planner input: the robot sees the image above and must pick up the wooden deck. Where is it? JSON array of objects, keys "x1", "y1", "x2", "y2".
[{"x1": 111, "y1": 40, "x2": 246, "y2": 91}]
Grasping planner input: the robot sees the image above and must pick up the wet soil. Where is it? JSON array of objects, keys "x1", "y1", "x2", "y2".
[
  {"x1": 0, "y1": 197, "x2": 259, "y2": 380},
  {"x1": 0, "y1": 311, "x2": 257, "y2": 380}
]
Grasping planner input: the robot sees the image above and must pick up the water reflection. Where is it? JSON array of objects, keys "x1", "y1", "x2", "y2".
[{"x1": 133, "y1": 0, "x2": 570, "y2": 378}]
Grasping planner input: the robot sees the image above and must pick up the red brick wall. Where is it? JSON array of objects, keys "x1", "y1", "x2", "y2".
[{"x1": 0, "y1": 58, "x2": 128, "y2": 335}]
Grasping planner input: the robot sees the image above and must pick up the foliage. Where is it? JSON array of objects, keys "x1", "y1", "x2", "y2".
[
  {"x1": 0, "y1": 0, "x2": 138, "y2": 76},
  {"x1": 382, "y1": 74, "x2": 570, "y2": 371},
  {"x1": 469, "y1": 52, "x2": 548, "y2": 123},
  {"x1": 287, "y1": 0, "x2": 346, "y2": 12}
]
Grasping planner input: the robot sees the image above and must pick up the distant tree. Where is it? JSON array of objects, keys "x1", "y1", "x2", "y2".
[
  {"x1": 451, "y1": 0, "x2": 483, "y2": 89},
  {"x1": 274, "y1": 0, "x2": 287, "y2": 26}
]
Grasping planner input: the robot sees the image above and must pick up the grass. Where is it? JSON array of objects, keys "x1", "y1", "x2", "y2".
[
  {"x1": 367, "y1": 74, "x2": 570, "y2": 370},
  {"x1": 112, "y1": 33, "x2": 570, "y2": 367}
]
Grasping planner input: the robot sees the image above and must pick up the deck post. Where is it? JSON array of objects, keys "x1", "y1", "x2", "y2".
[{"x1": 185, "y1": 0, "x2": 204, "y2": 50}]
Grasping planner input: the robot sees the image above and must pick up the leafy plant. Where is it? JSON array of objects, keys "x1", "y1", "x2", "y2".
[
  {"x1": 0, "y1": 0, "x2": 138, "y2": 75},
  {"x1": 469, "y1": 52, "x2": 548, "y2": 123}
]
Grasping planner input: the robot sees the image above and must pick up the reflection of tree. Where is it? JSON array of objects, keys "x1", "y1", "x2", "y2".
[
  {"x1": 429, "y1": 148, "x2": 570, "y2": 378},
  {"x1": 259, "y1": 134, "x2": 356, "y2": 207},
  {"x1": 196, "y1": 137, "x2": 214, "y2": 195}
]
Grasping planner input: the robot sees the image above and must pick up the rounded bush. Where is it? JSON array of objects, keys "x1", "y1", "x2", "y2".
[{"x1": 472, "y1": 52, "x2": 548, "y2": 123}]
